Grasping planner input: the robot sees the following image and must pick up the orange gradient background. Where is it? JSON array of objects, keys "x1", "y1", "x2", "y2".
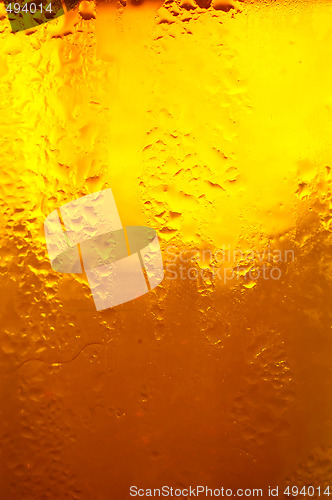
[{"x1": 0, "y1": 0, "x2": 331, "y2": 498}]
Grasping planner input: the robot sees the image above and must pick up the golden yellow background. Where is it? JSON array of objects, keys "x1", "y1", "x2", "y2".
[{"x1": 0, "y1": 0, "x2": 331, "y2": 497}]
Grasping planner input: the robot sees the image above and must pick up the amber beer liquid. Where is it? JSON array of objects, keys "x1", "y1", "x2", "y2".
[{"x1": 0, "y1": 0, "x2": 331, "y2": 498}]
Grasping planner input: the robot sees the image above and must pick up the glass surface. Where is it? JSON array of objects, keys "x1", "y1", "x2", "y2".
[{"x1": 0, "y1": 0, "x2": 331, "y2": 498}]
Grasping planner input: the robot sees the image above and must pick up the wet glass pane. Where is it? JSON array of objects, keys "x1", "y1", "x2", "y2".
[{"x1": 0, "y1": 0, "x2": 332, "y2": 497}]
